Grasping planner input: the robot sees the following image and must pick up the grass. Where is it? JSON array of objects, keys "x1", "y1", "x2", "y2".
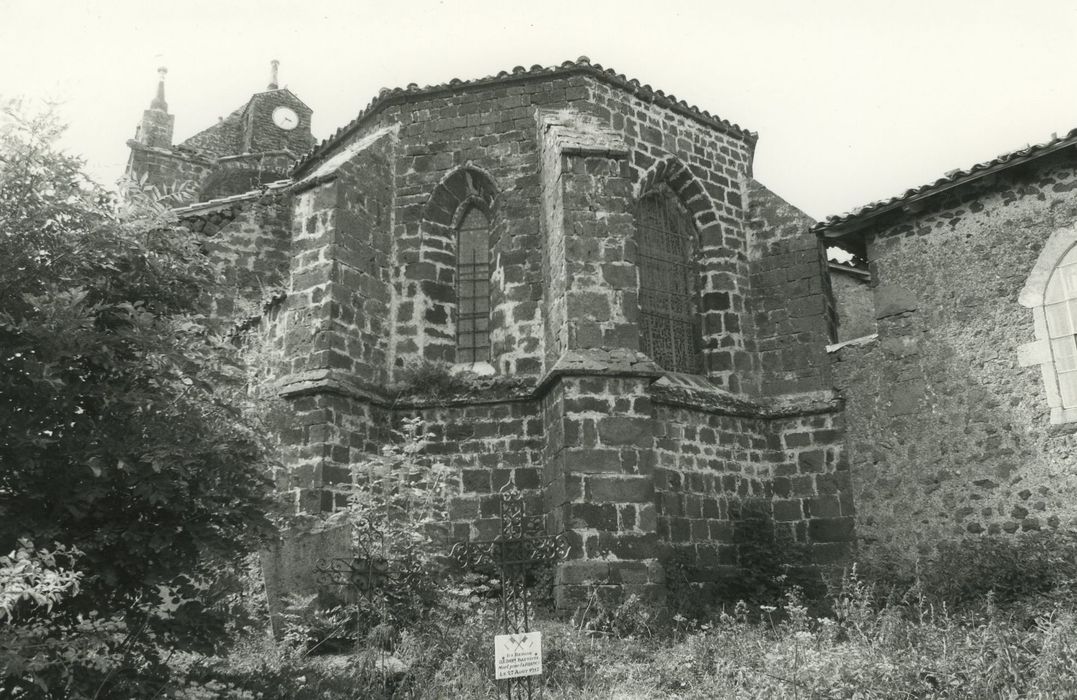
[
  {"x1": 174, "y1": 567, "x2": 1077, "y2": 699},
  {"x1": 142, "y1": 531, "x2": 1077, "y2": 697}
]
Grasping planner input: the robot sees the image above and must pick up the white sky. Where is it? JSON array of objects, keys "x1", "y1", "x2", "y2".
[{"x1": 3, "y1": 0, "x2": 1077, "y2": 221}]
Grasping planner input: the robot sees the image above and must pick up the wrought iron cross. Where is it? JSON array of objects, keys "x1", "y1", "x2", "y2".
[
  {"x1": 314, "y1": 554, "x2": 423, "y2": 600},
  {"x1": 450, "y1": 488, "x2": 570, "y2": 699},
  {"x1": 314, "y1": 517, "x2": 423, "y2": 603}
]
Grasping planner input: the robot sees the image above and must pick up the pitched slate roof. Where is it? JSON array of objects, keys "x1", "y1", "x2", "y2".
[
  {"x1": 814, "y1": 128, "x2": 1077, "y2": 239},
  {"x1": 293, "y1": 56, "x2": 755, "y2": 177}
]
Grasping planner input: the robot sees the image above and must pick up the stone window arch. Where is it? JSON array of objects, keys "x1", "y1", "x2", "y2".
[
  {"x1": 412, "y1": 166, "x2": 499, "y2": 366},
  {"x1": 636, "y1": 182, "x2": 703, "y2": 374},
  {"x1": 1018, "y1": 224, "x2": 1077, "y2": 423},
  {"x1": 635, "y1": 156, "x2": 727, "y2": 378}
]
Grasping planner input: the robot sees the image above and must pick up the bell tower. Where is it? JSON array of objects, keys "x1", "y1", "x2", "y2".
[{"x1": 135, "y1": 67, "x2": 174, "y2": 149}]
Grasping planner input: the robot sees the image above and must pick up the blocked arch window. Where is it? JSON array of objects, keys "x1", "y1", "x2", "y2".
[
  {"x1": 1018, "y1": 228, "x2": 1077, "y2": 424},
  {"x1": 636, "y1": 185, "x2": 703, "y2": 374},
  {"x1": 1044, "y1": 245, "x2": 1077, "y2": 407},
  {"x1": 455, "y1": 205, "x2": 491, "y2": 364}
]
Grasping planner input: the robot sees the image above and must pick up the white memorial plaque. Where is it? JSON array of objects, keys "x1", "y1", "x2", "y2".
[{"x1": 494, "y1": 631, "x2": 542, "y2": 680}]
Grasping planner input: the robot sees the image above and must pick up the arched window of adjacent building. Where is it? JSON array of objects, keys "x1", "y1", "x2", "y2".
[
  {"x1": 1018, "y1": 227, "x2": 1077, "y2": 424},
  {"x1": 455, "y1": 205, "x2": 491, "y2": 364},
  {"x1": 1043, "y1": 244, "x2": 1077, "y2": 407},
  {"x1": 636, "y1": 185, "x2": 702, "y2": 374}
]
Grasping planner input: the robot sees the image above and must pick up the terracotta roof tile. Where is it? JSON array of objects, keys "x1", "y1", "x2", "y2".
[
  {"x1": 293, "y1": 56, "x2": 755, "y2": 177},
  {"x1": 814, "y1": 128, "x2": 1077, "y2": 237}
]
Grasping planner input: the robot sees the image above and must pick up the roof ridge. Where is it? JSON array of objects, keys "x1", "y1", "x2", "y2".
[{"x1": 292, "y1": 56, "x2": 755, "y2": 177}]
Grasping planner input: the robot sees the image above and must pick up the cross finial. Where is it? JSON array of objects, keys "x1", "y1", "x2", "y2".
[
  {"x1": 150, "y1": 66, "x2": 168, "y2": 112},
  {"x1": 268, "y1": 59, "x2": 280, "y2": 90}
]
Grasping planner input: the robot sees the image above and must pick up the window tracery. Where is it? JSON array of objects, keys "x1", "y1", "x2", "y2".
[{"x1": 636, "y1": 187, "x2": 702, "y2": 374}]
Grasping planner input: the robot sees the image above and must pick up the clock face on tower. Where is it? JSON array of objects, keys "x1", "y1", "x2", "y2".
[{"x1": 272, "y1": 106, "x2": 299, "y2": 131}]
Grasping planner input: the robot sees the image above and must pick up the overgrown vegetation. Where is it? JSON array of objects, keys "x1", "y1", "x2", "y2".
[
  {"x1": 278, "y1": 416, "x2": 455, "y2": 656},
  {"x1": 0, "y1": 101, "x2": 276, "y2": 696},
  {"x1": 6, "y1": 103, "x2": 1077, "y2": 699},
  {"x1": 858, "y1": 530, "x2": 1077, "y2": 616},
  {"x1": 388, "y1": 361, "x2": 530, "y2": 402},
  {"x1": 171, "y1": 533, "x2": 1077, "y2": 698}
]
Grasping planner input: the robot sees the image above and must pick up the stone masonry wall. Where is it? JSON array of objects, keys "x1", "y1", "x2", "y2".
[
  {"x1": 284, "y1": 131, "x2": 394, "y2": 390},
  {"x1": 559, "y1": 147, "x2": 638, "y2": 354},
  {"x1": 244, "y1": 90, "x2": 315, "y2": 155},
  {"x1": 196, "y1": 194, "x2": 293, "y2": 319},
  {"x1": 309, "y1": 69, "x2": 758, "y2": 389},
  {"x1": 767, "y1": 410, "x2": 854, "y2": 564},
  {"x1": 589, "y1": 81, "x2": 756, "y2": 393},
  {"x1": 182, "y1": 111, "x2": 242, "y2": 158},
  {"x1": 383, "y1": 77, "x2": 579, "y2": 376},
  {"x1": 241, "y1": 65, "x2": 856, "y2": 607},
  {"x1": 126, "y1": 143, "x2": 212, "y2": 204},
  {"x1": 649, "y1": 380, "x2": 852, "y2": 582},
  {"x1": 830, "y1": 269, "x2": 875, "y2": 341},
  {"x1": 547, "y1": 372, "x2": 666, "y2": 608},
  {"x1": 137, "y1": 108, "x2": 174, "y2": 149},
  {"x1": 747, "y1": 180, "x2": 836, "y2": 397},
  {"x1": 833, "y1": 152, "x2": 1077, "y2": 558},
  {"x1": 652, "y1": 397, "x2": 772, "y2": 580},
  {"x1": 407, "y1": 398, "x2": 545, "y2": 543},
  {"x1": 199, "y1": 152, "x2": 295, "y2": 200}
]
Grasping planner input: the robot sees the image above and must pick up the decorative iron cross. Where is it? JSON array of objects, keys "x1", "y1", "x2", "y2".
[
  {"x1": 314, "y1": 554, "x2": 422, "y2": 600},
  {"x1": 314, "y1": 517, "x2": 422, "y2": 603},
  {"x1": 450, "y1": 487, "x2": 571, "y2": 699}
]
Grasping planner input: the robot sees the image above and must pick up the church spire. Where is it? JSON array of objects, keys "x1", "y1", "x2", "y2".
[
  {"x1": 150, "y1": 66, "x2": 168, "y2": 111},
  {"x1": 135, "y1": 65, "x2": 174, "y2": 148},
  {"x1": 268, "y1": 59, "x2": 279, "y2": 90}
]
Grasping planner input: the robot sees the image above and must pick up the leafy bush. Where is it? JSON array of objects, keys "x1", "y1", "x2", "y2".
[
  {"x1": 0, "y1": 539, "x2": 82, "y2": 619},
  {"x1": 0, "y1": 101, "x2": 276, "y2": 696},
  {"x1": 279, "y1": 416, "x2": 455, "y2": 657},
  {"x1": 927, "y1": 531, "x2": 1077, "y2": 609},
  {"x1": 858, "y1": 530, "x2": 1077, "y2": 614}
]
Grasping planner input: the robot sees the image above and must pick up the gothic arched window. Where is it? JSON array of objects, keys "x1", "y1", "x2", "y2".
[
  {"x1": 456, "y1": 206, "x2": 491, "y2": 363},
  {"x1": 636, "y1": 187, "x2": 702, "y2": 374},
  {"x1": 1044, "y1": 244, "x2": 1077, "y2": 407}
]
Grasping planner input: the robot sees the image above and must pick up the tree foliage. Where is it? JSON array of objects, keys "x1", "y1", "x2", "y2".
[
  {"x1": 0, "y1": 101, "x2": 276, "y2": 695},
  {"x1": 279, "y1": 417, "x2": 455, "y2": 657}
]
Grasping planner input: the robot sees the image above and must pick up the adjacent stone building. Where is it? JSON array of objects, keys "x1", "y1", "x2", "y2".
[
  {"x1": 126, "y1": 58, "x2": 860, "y2": 607},
  {"x1": 819, "y1": 132, "x2": 1077, "y2": 559}
]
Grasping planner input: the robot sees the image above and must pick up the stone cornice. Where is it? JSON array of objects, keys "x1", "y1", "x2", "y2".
[
  {"x1": 269, "y1": 359, "x2": 842, "y2": 420},
  {"x1": 126, "y1": 139, "x2": 212, "y2": 165},
  {"x1": 650, "y1": 376, "x2": 843, "y2": 419}
]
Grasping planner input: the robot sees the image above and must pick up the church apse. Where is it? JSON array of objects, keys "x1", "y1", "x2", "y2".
[{"x1": 142, "y1": 58, "x2": 854, "y2": 607}]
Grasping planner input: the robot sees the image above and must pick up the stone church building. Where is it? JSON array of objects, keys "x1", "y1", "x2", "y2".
[{"x1": 126, "y1": 58, "x2": 1076, "y2": 605}]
